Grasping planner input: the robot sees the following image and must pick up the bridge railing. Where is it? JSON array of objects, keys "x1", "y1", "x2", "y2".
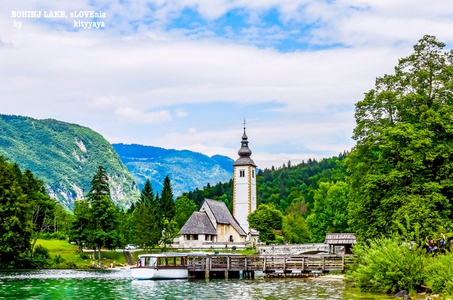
[{"x1": 187, "y1": 254, "x2": 354, "y2": 272}]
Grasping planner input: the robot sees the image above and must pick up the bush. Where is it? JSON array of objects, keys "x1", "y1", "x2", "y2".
[
  {"x1": 31, "y1": 245, "x2": 51, "y2": 268},
  {"x1": 40, "y1": 232, "x2": 66, "y2": 240},
  {"x1": 346, "y1": 237, "x2": 427, "y2": 294},
  {"x1": 425, "y1": 251, "x2": 453, "y2": 295}
]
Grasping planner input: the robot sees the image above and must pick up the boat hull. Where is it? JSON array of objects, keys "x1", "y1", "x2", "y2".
[{"x1": 130, "y1": 267, "x2": 188, "y2": 280}]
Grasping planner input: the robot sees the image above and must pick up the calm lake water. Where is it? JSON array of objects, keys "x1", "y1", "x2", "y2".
[{"x1": 0, "y1": 269, "x2": 395, "y2": 299}]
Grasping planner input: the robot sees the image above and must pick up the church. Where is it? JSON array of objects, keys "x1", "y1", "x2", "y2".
[{"x1": 178, "y1": 126, "x2": 259, "y2": 248}]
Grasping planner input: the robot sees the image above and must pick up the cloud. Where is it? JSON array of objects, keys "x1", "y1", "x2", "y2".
[
  {"x1": 1, "y1": 0, "x2": 453, "y2": 168},
  {"x1": 115, "y1": 107, "x2": 172, "y2": 124},
  {"x1": 175, "y1": 108, "x2": 188, "y2": 117}
]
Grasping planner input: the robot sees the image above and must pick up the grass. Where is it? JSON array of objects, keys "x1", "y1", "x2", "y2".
[
  {"x1": 35, "y1": 239, "x2": 85, "y2": 265},
  {"x1": 35, "y1": 239, "x2": 130, "y2": 268}
]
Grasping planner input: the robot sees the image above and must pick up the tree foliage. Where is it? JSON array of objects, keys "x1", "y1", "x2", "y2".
[
  {"x1": 0, "y1": 156, "x2": 56, "y2": 268},
  {"x1": 347, "y1": 35, "x2": 453, "y2": 240},
  {"x1": 134, "y1": 179, "x2": 161, "y2": 252},
  {"x1": 248, "y1": 204, "x2": 283, "y2": 243},
  {"x1": 70, "y1": 166, "x2": 120, "y2": 258},
  {"x1": 160, "y1": 175, "x2": 175, "y2": 220},
  {"x1": 174, "y1": 196, "x2": 197, "y2": 229},
  {"x1": 307, "y1": 181, "x2": 351, "y2": 242},
  {"x1": 69, "y1": 199, "x2": 94, "y2": 251}
]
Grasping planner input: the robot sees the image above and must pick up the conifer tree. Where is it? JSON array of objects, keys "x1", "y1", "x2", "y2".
[
  {"x1": 85, "y1": 166, "x2": 119, "y2": 259},
  {"x1": 87, "y1": 166, "x2": 110, "y2": 202},
  {"x1": 160, "y1": 175, "x2": 175, "y2": 220},
  {"x1": 134, "y1": 179, "x2": 161, "y2": 253}
]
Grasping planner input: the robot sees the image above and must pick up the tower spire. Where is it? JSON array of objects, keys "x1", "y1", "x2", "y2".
[{"x1": 235, "y1": 120, "x2": 255, "y2": 164}]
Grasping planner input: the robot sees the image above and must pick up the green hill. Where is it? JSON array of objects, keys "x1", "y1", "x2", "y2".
[
  {"x1": 112, "y1": 143, "x2": 234, "y2": 197},
  {"x1": 0, "y1": 114, "x2": 140, "y2": 211}
]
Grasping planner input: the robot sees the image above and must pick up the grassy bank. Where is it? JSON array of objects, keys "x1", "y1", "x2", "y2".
[{"x1": 35, "y1": 239, "x2": 129, "y2": 269}]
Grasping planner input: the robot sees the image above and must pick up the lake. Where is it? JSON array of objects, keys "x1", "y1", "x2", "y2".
[{"x1": 0, "y1": 269, "x2": 394, "y2": 299}]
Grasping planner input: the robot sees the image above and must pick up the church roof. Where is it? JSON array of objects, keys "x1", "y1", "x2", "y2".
[
  {"x1": 179, "y1": 211, "x2": 217, "y2": 235},
  {"x1": 202, "y1": 199, "x2": 247, "y2": 236},
  {"x1": 233, "y1": 127, "x2": 257, "y2": 167}
]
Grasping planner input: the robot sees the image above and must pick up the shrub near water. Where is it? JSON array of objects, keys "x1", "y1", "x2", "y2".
[
  {"x1": 347, "y1": 237, "x2": 426, "y2": 294},
  {"x1": 425, "y1": 251, "x2": 453, "y2": 296}
]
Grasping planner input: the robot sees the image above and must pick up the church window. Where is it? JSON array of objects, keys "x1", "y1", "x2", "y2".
[
  {"x1": 240, "y1": 170, "x2": 245, "y2": 177},
  {"x1": 252, "y1": 170, "x2": 255, "y2": 178}
]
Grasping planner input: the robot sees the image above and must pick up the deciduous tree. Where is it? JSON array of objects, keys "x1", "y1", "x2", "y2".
[
  {"x1": 347, "y1": 35, "x2": 453, "y2": 240},
  {"x1": 306, "y1": 181, "x2": 351, "y2": 242},
  {"x1": 174, "y1": 196, "x2": 197, "y2": 229},
  {"x1": 248, "y1": 204, "x2": 283, "y2": 244}
]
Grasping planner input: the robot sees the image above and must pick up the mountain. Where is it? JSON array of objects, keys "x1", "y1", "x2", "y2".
[
  {"x1": 211, "y1": 154, "x2": 235, "y2": 174},
  {"x1": 112, "y1": 143, "x2": 234, "y2": 197},
  {"x1": 0, "y1": 114, "x2": 140, "y2": 211}
]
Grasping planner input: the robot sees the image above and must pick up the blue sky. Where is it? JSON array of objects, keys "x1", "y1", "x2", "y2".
[{"x1": 1, "y1": 0, "x2": 453, "y2": 168}]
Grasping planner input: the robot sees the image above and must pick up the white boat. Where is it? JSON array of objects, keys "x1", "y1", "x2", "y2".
[{"x1": 130, "y1": 253, "x2": 189, "y2": 280}]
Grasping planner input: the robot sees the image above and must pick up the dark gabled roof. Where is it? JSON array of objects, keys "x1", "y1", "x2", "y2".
[
  {"x1": 202, "y1": 199, "x2": 247, "y2": 236},
  {"x1": 179, "y1": 211, "x2": 217, "y2": 235},
  {"x1": 324, "y1": 233, "x2": 357, "y2": 245}
]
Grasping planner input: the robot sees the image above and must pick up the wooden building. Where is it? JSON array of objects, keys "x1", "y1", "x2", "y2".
[{"x1": 324, "y1": 233, "x2": 357, "y2": 255}]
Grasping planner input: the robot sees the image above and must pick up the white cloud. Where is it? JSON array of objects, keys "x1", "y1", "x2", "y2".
[
  {"x1": 1, "y1": 0, "x2": 453, "y2": 168},
  {"x1": 175, "y1": 109, "x2": 188, "y2": 117}
]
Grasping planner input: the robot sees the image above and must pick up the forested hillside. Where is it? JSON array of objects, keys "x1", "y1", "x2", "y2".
[
  {"x1": 113, "y1": 143, "x2": 234, "y2": 196},
  {"x1": 182, "y1": 152, "x2": 348, "y2": 211},
  {"x1": 0, "y1": 115, "x2": 140, "y2": 211}
]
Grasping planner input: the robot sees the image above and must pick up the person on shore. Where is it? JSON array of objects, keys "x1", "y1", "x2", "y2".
[
  {"x1": 440, "y1": 234, "x2": 446, "y2": 248},
  {"x1": 428, "y1": 240, "x2": 437, "y2": 253}
]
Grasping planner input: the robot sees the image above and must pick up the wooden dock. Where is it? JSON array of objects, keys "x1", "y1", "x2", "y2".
[{"x1": 187, "y1": 255, "x2": 354, "y2": 279}]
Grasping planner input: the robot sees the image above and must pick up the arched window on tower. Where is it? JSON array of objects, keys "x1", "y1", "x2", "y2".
[{"x1": 240, "y1": 170, "x2": 245, "y2": 177}]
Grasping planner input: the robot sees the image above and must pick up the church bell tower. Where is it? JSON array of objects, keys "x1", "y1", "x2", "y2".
[{"x1": 233, "y1": 122, "x2": 257, "y2": 236}]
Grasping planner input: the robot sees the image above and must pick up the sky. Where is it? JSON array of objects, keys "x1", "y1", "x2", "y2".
[{"x1": 1, "y1": 0, "x2": 453, "y2": 169}]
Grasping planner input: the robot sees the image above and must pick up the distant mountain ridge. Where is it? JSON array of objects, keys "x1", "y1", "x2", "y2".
[
  {"x1": 112, "y1": 143, "x2": 234, "y2": 197},
  {"x1": 0, "y1": 114, "x2": 140, "y2": 211}
]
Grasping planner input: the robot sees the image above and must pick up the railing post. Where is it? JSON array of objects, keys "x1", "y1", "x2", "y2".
[
  {"x1": 322, "y1": 257, "x2": 325, "y2": 271},
  {"x1": 205, "y1": 256, "x2": 210, "y2": 280},
  {"x1": 302, "y1": 257, "x2": 305, "y2": 272},
  {"x1": 263, "y1": 256, "x2": 267, "y2": 273},
  {"x1": 283, "y1": 257, "x2": 286, "y2": 278},
  {"x1": 245, "y1": 256, "x2": 248, "y2": 271},
  {"x1": 225, "y1": 256, "x2": 230, "y2": 280},
  {"x1": 342, "y1": 256, "x2": 345, "y2": 272}
]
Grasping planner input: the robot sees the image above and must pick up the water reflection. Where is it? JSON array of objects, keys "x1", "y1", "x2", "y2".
[{"x1": 0, "y1": 270, "x2": 394, "y2": 299}]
